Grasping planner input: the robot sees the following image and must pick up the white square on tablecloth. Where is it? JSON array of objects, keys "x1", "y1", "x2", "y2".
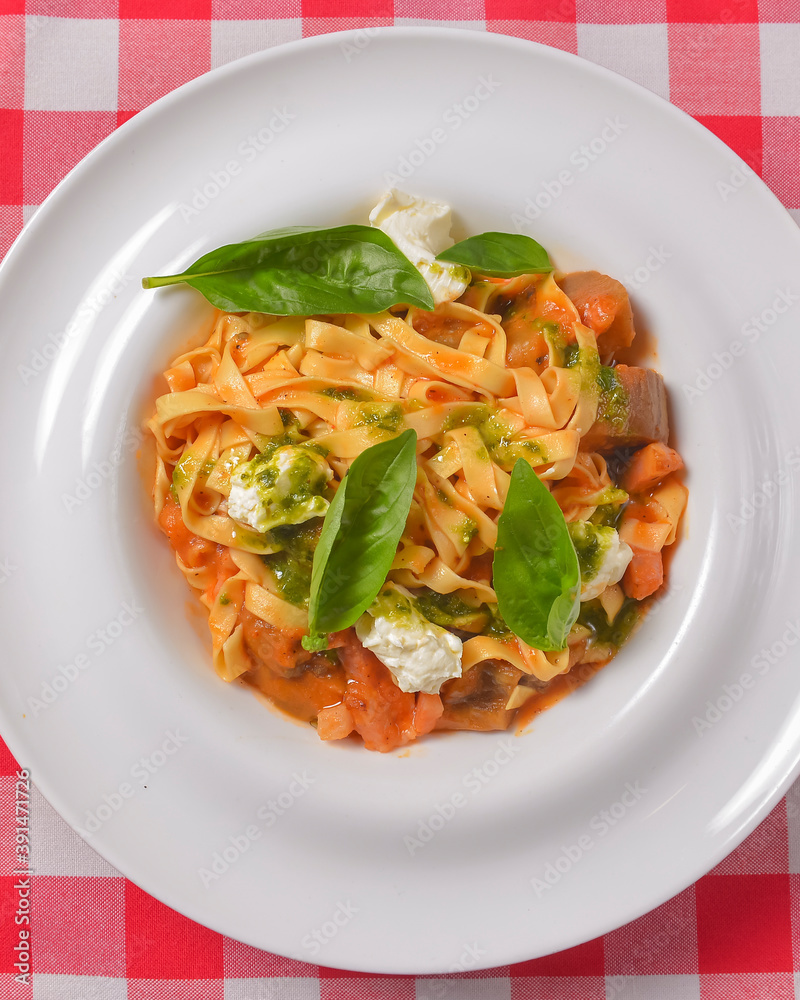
[
  {"x1": 576, "y1": 23, "x2": 670, "y2": 100},
  {"x1": 30, "y1": 784, "x2": 119, "y2": 878},
  {"x1": 759, "y1": 23, "x2": 800, "y2": 115},
  {"x1": 32, "y1": 974, "x2": 127, "y2": 1000},
  {"x1": 24, "y1": 17, "x2": 118, "y2": 112},
  {"x1": 211, "y1": 20, "x2": 303, "y2": 69},
  {"x1": 604, "y1": 974, "x2": 701, "y2": 999},
  {"x1": 224, "y1": 979, "x2": 321, "y2": 1000}
]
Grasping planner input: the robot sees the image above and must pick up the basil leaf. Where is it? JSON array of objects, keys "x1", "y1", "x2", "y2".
[
  {"x1": 493, "y1": 459, "x2": 580, "y2": 651},
  {"x1": 436, "y1": 232, "x2": 553, "y2": 278},
  {"x1": 143, "y1": 225, "x2": 435, "y2": 314},
  {"x1": 305, "y1": 429, "x2": 418, "y2": 644}
]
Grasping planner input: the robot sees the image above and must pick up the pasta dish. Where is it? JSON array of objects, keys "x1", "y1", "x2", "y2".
[{"x1": 145, "y1": 190, "x2": 687, "y2": 752}]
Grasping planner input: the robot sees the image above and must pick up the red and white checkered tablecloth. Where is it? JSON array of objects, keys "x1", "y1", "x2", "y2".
[{"x1": 2, "y1": 2, "x2": 800, "y2": 996}]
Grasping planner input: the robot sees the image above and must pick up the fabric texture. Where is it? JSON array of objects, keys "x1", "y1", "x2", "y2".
[{"x1": 1, "y1": 2, "x2": 799, "y2": 996}]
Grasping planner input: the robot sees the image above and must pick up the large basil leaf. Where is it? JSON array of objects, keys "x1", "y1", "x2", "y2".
[
  {"x1": 143, "y1": 225, "x2": 435, "y2": 314},
  {"x1": 493, "y1": 459, "x2": 580, "y2": 651},
  {"x1": 436, "y1": 232, "x2": 552, "y2": 277},
  {"x1": 303, "y1": 429, "x2": 418, "y2": 648}
]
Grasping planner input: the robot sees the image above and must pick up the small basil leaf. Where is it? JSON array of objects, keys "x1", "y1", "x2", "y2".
[
  {"x1": 493, "y1": 459, "x2": 580, "y2": 651},
  {"x1": 436, "y1": 232, "x2": 553, "y2": 278},
  {"x1": 143, "y1": 225, "x2": 435, "y2": 314},
  {"x1": 306, "y1": 429, "x2": 418, "y2": 640}
]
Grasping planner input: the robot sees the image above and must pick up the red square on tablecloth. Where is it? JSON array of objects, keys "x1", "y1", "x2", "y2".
[
  {"x1": 668, "y1": 23, "x2": 760, "y2": 116},
  {"x1": 125, "y1": 880, "x2": 225, "y2": 979},
  {"x1": 695, "y1": 874, "x2": 793, "y2": 973},
  {"x1": 0, "y1": 15, "x2": 25, "y2": 108},
  {"x1": 699, "y1": 972, "x2": 796, "y2": 999},
  {"x1": 120, "y1": 0, "x2": 212, "y2": 18},
  {"x1": 0, "y1": 205, "x2": 23, "y2": 263},
  {"x1": 223, "y1": 937, "x2": 318, "y2": 977},
  {"x1": 485, "y1": 0, "x2": 575, "y2": 22},
  {"x1": 302, "y1": 0, "x2": 392, "y2": 17},
  {"x1": 694, "y1": 114, "x2": 763, "y2": 175},
  {"x1": 0, "y1": 109, "x2": 23, "y2": 204},
  {"x1": 758, "y1": 0, "x2": 800, "y2": 19},
  {"x1": 118, "y1": 19, "x2": 211, "y2": 112},
  {"x1": 302, "y1": 15, "x2": 392, "y2": 35},
  {"x1": 320, "y1": 979, "x2": 416, "y2": 1000},
  {"x1": 0, "y1": 738, "x2": 18, "y2": 776},
  {"x1": 763, "y1": 117, "x2": 800, "y2": 210},
  {"x1": 575, "y1": 0, "x2": 666, "y2": 22},
  {"x1": 26, "y1": 0, "x2": 117, "y2": 15},
  {"x1": 486, "y1": 20, "x2": 577, "y2": 52},
  {"x1": 0, "y1": 777, "x2": 22, "y2": 878},
  {"x1": 22, "y1": 110, "x2": 116, "y2": 205},
  {"x1": 511, "y1": 977, "x2": 606, "y2": 999},
  {"x1": 511, "y1": 936, "x2": 604, "y2": 976},
  {"x1": 0, "y1": 876, "x2": 30, "y2": 975},
  {"x1": 666, "y1": 0, "x2": 758, "y2": 22},
  {"x1": 604, "y1": 886, "x2": 698, "y2": 976},
  {"x1": 0, "y1": 0, "x2": 23, "y2": 14},
  {"x1": 31, "y1": 875, "x2": 126, "y2": 976},
  {"x1": 709, "y1": 801, "x2": 787, "y2": 874}
]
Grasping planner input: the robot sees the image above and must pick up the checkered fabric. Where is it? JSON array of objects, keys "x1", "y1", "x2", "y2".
[{"x1": 1, "y1": 3, "x2": 799, "y2": 996}]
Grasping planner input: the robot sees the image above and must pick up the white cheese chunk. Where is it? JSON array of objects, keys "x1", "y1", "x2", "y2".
[
  {"x1": 369, "y1": 189, "x2": 470, "y2": 305},
  {"x1": 355, "y1": 586, "x2": 463, "y2": 694},
  {"x1": 228, "y1": 445, "x2": 332, "y2": 534},
  {"x1": 568, "y1": 522, "x2": 634, "y2": 602}
]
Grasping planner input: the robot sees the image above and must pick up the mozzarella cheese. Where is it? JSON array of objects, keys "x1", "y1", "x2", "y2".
[
  {"x1": 568, "y1": 522, "x2": 634, "y2": 602},
  {"x1": 369, "y1": 189, "x2": 470, "y2": 305},
  {"x1": 356, "y1": 587, "x2": 463, "y2": 694},
  {"x1": 228, "y1": 445, "x2": 332, "y2": 534}
]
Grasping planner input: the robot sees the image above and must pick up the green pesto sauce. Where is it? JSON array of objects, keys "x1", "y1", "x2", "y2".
[
  {"x1": 578, "y1": 597, "x2": 640, "y2": 649},
  {"x1": 597, "y1": 365, "x2": 629, "y2": 430},
  {"x1": 563, "y1": 343, "x2": 581, "y2": 368},
  {"x1": 261, "y1": 521, "x2": 320, "y2": 608},
  {"x1": 590, "y1": 503, "x2": 625, "y2": 529},
  {"x1": 442, "y1": 404, "x2": 491, "y2": 433},
  {"x1": 481, "y1": 603, "x2": 513, "y2": 639},
  {"x1": 352, "y1": 402, "x2": 404, "y2": 433},
  {"x1": 279, "y1": 407, "x2": 298, "y2": 428},
  {"x1": 218, "y1": 593, "x2": 231, "y2": 606},
  {"x1": 172, "y1": 453, "x2": 194, "y2": 490},
  {"x1": 321, "y1": 386, "x2": 374, "y2": 402},
  {"x1": 456, "y1": 517, "x2": 478, "y2": 546},
  {"x1": 414, "y1": 589, "x2": 488, "y2": 632},
  {"x1": 371, "y1": 586, "x2": 417, "y2": 623},
  {"x1": 567, "y1": 521, "x2": 609, "y2": 582}
]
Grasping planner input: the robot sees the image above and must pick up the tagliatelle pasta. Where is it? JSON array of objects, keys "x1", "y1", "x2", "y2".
[{"x1": 147, "y1": 246, "x2": 687, "y2": 752}]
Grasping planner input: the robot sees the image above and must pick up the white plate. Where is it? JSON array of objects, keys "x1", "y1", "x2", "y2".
[{"x1": 2, "y1": 27, "x2": 800, "y2": 975}]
